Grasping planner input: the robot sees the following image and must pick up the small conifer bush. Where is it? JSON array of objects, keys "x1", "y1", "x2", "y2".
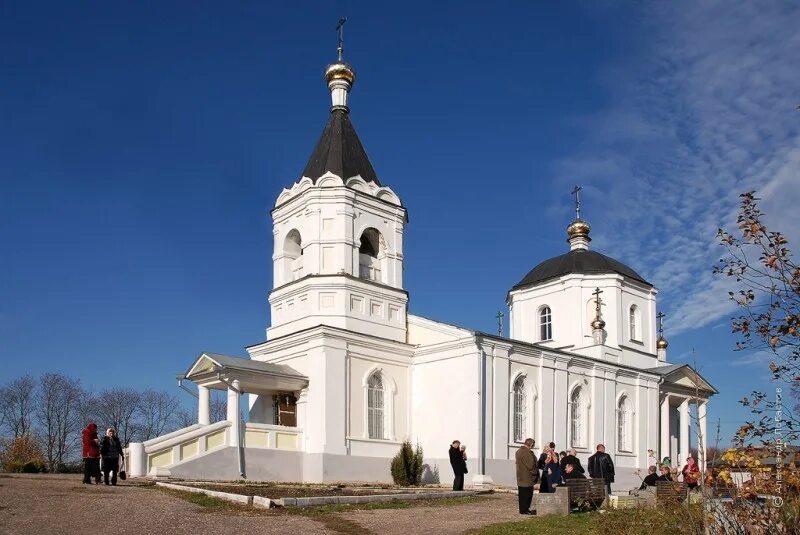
[{"x1": 390, "y1": 440, "x2": 424, "y2": 486}]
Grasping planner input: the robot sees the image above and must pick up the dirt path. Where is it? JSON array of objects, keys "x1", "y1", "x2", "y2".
[
  {"x1": 0, "y1": 474, "x2": 527, "y2": 535},
  {"x1": 0, "y1": 474, "x2": 331, "y2": 535}
]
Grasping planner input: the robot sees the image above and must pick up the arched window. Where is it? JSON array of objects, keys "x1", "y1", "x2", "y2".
[
  {"x1": 367, "y1": 372, "x2": 385, "y2": 439},
  {"x1": 283, "y1": 229, "x2": 303, "y2": 282},
  {"x1": 358, "y1": 228, "x2": 383, "y2": 282},
  {"x1": 617, "y1": 395, "x2": 632, "y2": 452},
  {"x1": 629, "y1": 305, "x2": 640, "y2": 341},
  {"x1": 513, "y1": 375, "x2": 527, "y2": 443},
  {"x1": 539, "y1": 306, "x2": 552, "y2": 341},
  {"x1": 569, "y1": 386, "x2": 587, "y2": 449}
]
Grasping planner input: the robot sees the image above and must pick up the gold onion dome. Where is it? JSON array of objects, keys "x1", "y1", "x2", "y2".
[
  {"x1": 567, "y1": 218, "x2": 591, "y2": 239},
  {"x1": 325, "y1": 62, "x2": 355, "y2": 86},
  {"x1": 591, "y1": 318, "x2": 606, "y2": 330},
  {"x1": 657, "y1": 337, "x2": 669, "y2": 349}
]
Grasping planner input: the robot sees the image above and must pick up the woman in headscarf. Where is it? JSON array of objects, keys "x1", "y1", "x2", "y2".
[{"x1": 100, "y1": 428, "x2": 124, "y2": 486}]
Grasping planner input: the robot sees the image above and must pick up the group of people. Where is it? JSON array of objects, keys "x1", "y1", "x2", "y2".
[
  {"x1": 637, "y1": 455, "x2": 702, "y2": 491},
  {"x1": 81, "y1": 422, "x2": 125, "y2": 486},
  {"x1": 451, "y1": 438, "x2": 618, "y2": 515},
  {"x1": 515, "y1": 441, "x2": 615, "y2": 514}
]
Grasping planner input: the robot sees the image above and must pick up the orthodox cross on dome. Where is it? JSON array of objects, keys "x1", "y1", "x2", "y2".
[
  {"x1": 571, "y1": 185, "x2": 583, "y2": 220},
  {"x1": 657, "y1": 311, "x2": 666, "y2": 336},
  {"x1": 336, "y1": 17, "x2": 347, "y2": 61},
  {"x1": 495, "y1": 310, "x2": 504, "y2": 337},
  {"x1": 592, "y1": 287, "x2": 603, "y2": 319}
]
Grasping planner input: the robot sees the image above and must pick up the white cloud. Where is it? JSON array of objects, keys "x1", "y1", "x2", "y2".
[{"x1": 553, "y1": 0, "x2": 800, "y2": 336}]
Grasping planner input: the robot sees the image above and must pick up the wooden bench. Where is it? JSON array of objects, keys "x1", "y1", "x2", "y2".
[
  {"x1": 565, "y1": 478, "x2": 607, "y2": 509},
  {"x1": 656, "y1": 480, "x2": 687, "y2": 504}
]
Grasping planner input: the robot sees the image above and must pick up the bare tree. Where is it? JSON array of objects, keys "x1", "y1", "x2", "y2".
[
  {"x1": 93, "y1": 388, "x2": 142, "y2": 446},
  {"x1": 210, "y1": 392, "x2": 227, "y2": 423},
  {"x1": 137, "y1": 390, "x2": 180, "y2": 441},
  {"x1": 36, "y1": 373, "x2": 85, "y2": 470},
  {"x1": 173, "y1": 407, "x2": 196, "y2": 430},
  {"x1": 0, "y1": 375, "x2": 36, "y2": 438}
]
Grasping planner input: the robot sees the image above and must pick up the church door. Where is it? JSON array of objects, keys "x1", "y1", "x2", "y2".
[{"x1": 274, "y1": 393, "x2": 297, "y2": 427}]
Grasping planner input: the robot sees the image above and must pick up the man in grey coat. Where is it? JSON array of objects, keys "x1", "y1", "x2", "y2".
[{"x1": 515, "y1": 438, "x2": 538, "y2": 514}]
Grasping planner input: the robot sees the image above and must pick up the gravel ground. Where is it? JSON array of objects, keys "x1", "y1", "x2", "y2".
[
  {"x1": 0, "y1": 474, "x2": 331, "y2": 535},
  {"x1": 0, "y1": 474, "x2": 527, "y2": 535}
]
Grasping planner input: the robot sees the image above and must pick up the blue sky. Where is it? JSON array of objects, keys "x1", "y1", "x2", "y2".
[{"x1": 1, "y1": 1, "x2": 798, "y2": 446}]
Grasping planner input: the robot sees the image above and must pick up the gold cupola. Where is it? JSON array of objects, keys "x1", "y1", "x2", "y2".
[
  {"x1": 567, "y1": 186, "x2": 591, "y2": 251},
  {"x1": 325, "y1": 62, "x2": 355, "y2": 87}
]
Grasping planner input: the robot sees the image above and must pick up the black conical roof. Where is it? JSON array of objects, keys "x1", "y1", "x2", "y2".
[
  {"x1": 301, "y1": 108, "x2": 381, "y2": 185},
  {"x1": 512, "y1": 249, "x2": 652, "y2": 290}
]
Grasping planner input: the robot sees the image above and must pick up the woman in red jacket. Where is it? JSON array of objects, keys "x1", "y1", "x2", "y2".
[{"x1": 82, "y1": 423, "x2": 101, "y2": 484}]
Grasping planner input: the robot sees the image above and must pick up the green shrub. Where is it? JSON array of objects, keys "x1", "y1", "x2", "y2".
[{"x1": 390, "y1": 441, "x2": 424, "y2": 486}]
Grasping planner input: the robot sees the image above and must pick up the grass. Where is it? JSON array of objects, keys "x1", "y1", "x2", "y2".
[
  {"x1": 471, "y1": 512, "x2": 596, "y2": 535},
  {"x1": 285, "y1": 494, "x2": 488, "y2": 516},
  {"x1": 155, "y1": 487, "x2": 266, "y2": 516}
]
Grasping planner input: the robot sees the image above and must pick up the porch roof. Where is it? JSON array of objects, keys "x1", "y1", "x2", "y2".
[
  {"x1": 181, "y1": 352, "x2": 308, "y2": 394},
  {"x1": 645, "y1": 363, "x2": 718, "y2": 396}
]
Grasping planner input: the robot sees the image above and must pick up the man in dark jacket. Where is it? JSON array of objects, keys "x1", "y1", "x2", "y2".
[
  {"x1": 588, "y1": 443, "x2": 615, "y2": 495},
  {"x1": 449, "y1": 440, "x2": 468, "y2": 491},
  {"x1": 639, "y1": 465, "x2": 659, "y2": 490},
  {"x1": 560, "y1": 448, "x2": 585, "y2": 475},
  {"x1": 81, "y1": 422, "x2": 101, "y2": 484},
  {"x1": 100, "y1": 427, "x2": 124, "y2": 486}
]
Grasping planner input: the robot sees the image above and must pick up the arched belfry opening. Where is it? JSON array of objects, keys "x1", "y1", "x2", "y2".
[
  {"x1": 283, "y1": 229, "x2": 303, "y2": 282},
  {"x1": 358, "y1": 227, "x2": 383, "y2": 282}
]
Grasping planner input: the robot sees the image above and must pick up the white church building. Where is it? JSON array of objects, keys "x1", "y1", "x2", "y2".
[{"x1": 127, "y1": 50, "x2": 717, "y2": 490}]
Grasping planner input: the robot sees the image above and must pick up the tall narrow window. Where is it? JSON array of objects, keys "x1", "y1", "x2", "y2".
[
  {"x1": 570, "y1": 386, "x2": 587, "y2": 448},
  {"x1": 629, "y1": 305, "x2": 639, "y2": 341},
  {"x1": 513, "y1": 376, "x2": 527, "y2": 443},
  {"x1": 540, "y1": 306, "x2": 552, "y2": 341},
  {"x1": 618, "y1": 396, "x2": 632, "y2": 452},
  {"x1": 367, "y1": 373, "x2": 385, "y2": 439},
  {"x1": 358, "y1": 228, "x2": 383, "y2": 282},
  {"x1": 283, "y1": 229, "x2": 303, "y2": 282}
]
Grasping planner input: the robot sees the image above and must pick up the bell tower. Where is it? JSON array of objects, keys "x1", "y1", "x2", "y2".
[{"x1": 267, "y1": 33, "x2": 408, "y2": 342}]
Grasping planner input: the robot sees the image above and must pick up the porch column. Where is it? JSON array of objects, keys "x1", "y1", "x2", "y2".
[
  {"x1": 198, "y1": 385, "x2": 210, "y2": 425},
  {"x1": 678, "y1": 397, "x2": 690, "y2": 465},
  {"x1": 698, "y1": 400, "x2": 708, "y2": 470},
  {"x1": 660, "y1": 393, "x2": 670, "y2": 461},
  {"x1": 295, "y1": 387, "x2": 308, "y2": 450},
  {"x1": 227, "y1": 379, "x2": 241, "y2": 447}
]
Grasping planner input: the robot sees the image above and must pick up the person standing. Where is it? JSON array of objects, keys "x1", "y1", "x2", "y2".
[
  {"x1": 537, "y1": 442, "x2": 555, "y2": 493},
  {"x1": 449, "y1": 440, "x2": 468, "y2": 491},
  {"x1": 588, "y1": 443, "x2": 615, "y2": 495},
  {"x1": 515, "y1": 438, "x2": 538, "y2": 514},
  {"x1": 81, "y1": 422, "x2": 101, "y2": 484},
  {"x1": 545, "y1": 451, "x2": 563, "y2": 491},
  {"x1": 681, "y1": 456, "x2": 700, "y2": 490},
  {"x1": 100, "y1": 428, "x2": 124, "y2": 486}
]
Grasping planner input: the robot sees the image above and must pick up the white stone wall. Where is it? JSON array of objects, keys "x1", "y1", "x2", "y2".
[
  {"x1": 268, "y1": 179, "x2": 408, "y2": 343},
  {"x1": 508, "y1": 273, "x2": 659, "y2": 369}
]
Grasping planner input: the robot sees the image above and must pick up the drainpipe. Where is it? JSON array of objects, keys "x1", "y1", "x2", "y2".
[
  {"x1": 480, "y1": 348, "x2": 487, "y2": 476},
  {"x1": 176, "y1": 374, "x2": 199, "y2": 399},
  {"x1": 216, "y1": 373, "x2": 246, "y2": 480}
]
